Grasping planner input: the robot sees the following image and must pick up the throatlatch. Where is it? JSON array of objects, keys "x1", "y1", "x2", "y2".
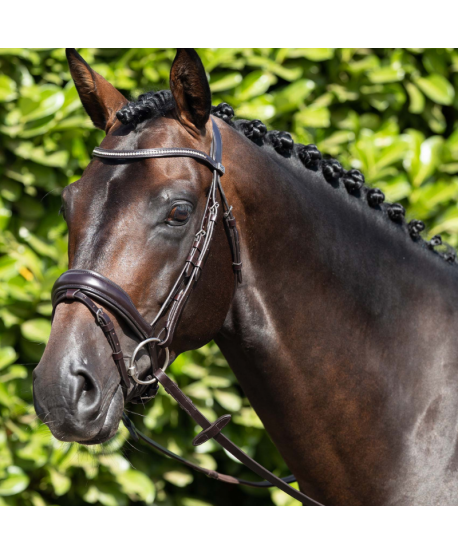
[{"x1": 52, "y1": 118, "x2": 321, "y2": 506}]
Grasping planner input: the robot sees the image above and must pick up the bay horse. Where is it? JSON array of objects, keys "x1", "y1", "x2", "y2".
[{"x1": 33, "y1": 48, "x2": 458, "y2": 506}]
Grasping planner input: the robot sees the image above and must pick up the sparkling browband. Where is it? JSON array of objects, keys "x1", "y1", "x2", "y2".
[{"x1": 93, "y1": 146, "x2": 225, "y2": 176}]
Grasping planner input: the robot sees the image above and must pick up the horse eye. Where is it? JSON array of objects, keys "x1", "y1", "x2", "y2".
[{"x1": 167, "y1": 204, "x2": 192, "y2": 225}]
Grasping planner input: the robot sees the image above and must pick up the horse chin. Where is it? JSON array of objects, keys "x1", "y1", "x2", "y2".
[{"x1": 77, "y1": 386, "x2": 124, "y2": 446}]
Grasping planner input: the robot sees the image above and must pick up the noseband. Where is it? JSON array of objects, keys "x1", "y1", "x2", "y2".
[{"x1": 51, "y1": 118, "x2": 321, "y2": 506}]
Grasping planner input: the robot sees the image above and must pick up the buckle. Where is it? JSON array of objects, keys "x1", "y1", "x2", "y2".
[
  {"x1": 96, "y1": 308, "x2": 105, "y2": 326},
  {"x1": 128, "y1": 337, "x2": 170, "y2": 387},
  {"x1": 195, "y1": 230, "x2": 206, "y2": 242}
]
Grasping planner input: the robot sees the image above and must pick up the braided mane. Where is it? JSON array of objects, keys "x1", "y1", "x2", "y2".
[{"x1": 116, "y1": 91, "x2": 457, "y2": 268}]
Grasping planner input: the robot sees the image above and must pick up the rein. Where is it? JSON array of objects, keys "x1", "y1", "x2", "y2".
[{"x1": 51, "y1": 118, "x2": 322, "y2": 507}]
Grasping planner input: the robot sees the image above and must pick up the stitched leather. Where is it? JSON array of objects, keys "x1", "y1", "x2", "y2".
[
  {"x1": 122, "y1": 413, "x2": 299, "y2": 489},
  {"x1": 153, "y1": 369, "x2": 321, "y2": 506},
  {"x1": 93, "y1": 146, "x2": 225, "y2": 176},
  {"x1": 192, "y1": 415, "x2": 232, "y2": 446},
  {"x1": 53, "y1": 288, "x2": 132, "y2": 391},
  {"x1": 53, "y1": 269, "x2": 153, "y2": 340}
]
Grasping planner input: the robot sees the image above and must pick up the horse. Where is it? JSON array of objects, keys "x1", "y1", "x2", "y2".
[{"x1": 33, "y1": 48, "x2": 458, "y2": 506}]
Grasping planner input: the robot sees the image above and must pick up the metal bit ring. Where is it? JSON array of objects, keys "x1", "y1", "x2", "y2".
[{"x1": 128, "y1": 338, "x2": 170, "y2": 387}]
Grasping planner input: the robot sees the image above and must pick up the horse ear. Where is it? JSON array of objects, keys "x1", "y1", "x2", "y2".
[
  {"x1": 170, "y1": 49, "x2": 212, "y2": 133},
  {"x1": 66, "y1": 48, "x2": 128, "y2": 133}
]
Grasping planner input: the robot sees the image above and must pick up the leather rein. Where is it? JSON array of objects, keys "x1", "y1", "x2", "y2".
[{"x1": 51, "y1": 118, "x2": 322, "y2": 507}]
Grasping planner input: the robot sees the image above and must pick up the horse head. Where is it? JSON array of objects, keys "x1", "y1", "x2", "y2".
[{"x1": 33, "y1": 49, "x2": 238, "y2": 445}]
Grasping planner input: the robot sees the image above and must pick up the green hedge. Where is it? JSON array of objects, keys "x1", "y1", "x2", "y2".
[{"x1": 1, "y1": 48, "x2": 457, "y2": 506}]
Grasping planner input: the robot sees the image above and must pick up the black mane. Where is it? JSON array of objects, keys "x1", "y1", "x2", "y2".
[
  {"x1": 117, "y1": 90, "x2": 175, "y2": 127},
  {"x1": 116, "y1": 92, "x2": 457, "y2": 267}
]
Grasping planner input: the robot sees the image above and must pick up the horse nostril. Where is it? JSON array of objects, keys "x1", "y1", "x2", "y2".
[
  {"x1": 82, "y1": 376, "x2": 93, "y2": 393},
  {"x1": 73, "y1": 369, "x2": 101, "y2": 414}
]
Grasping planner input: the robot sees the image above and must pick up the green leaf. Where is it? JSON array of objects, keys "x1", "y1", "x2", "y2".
[
  {"x1": 295, "y1": 105, "x2": 331, "y2": 128},
  {"x1": 18, "y1": 86, "x2": 64, "y2": 123},
  {"x1": 210, "y1": 73, "x2": 243, "y2": 93},
  {"x1": 0, "y1": 383, "x2": 14, "y2": 408},
  {"x1": 430, "y1": 206, "x2": 458, "y2": 236},
  {"x1": 415, "y1": 74, "x2": 455, "y2": 106},
  {"x1": 379, "y1": 175, "x2": 412, "y2": 203},
  {"x1": 0, "y1": 347, "x2": 18, "y2": 371},
  {"x1": 83, "y1": 484, "x2": 128, "y2": 507},
  {"x1": 202, "y1": 375, "x2": 232, "y2": 389},
  {"x1": 246, "y1": 56, "x2": 302, "y2": 81},
  {"x1": 236, "y1": 71, "x2": 276, "y2": 101},
  {"x1": 367, "y1": 66, "x2": 405, "y2": 84},
  {"x1": 0, "y1": 178, "x2": 22, "y2": 202},
  {"x1": 406, "y1": 83, "x2": 425, "y2": 114},
  {"x1": 0, "y1": 75, "x2": 17, "y2": 102},
  {"x1": 116, "y1": 470, "x2": 156, "y2": 504},
  {"x1": 0, "y1": 467, "x2": 29, "y2": 497},
  {"x1": 233, "y1": 407, "x2": 265, "y2": 430},
  {"x1": 214, "y1": 389, "x2": 243, "y2": 412},
  {"x1": 21, "y1": 319, "x2": 52, "y2": 344},
  {"x1": 288, "y1": 48, "x2": 334, "y2": 61},
  {"x1": 346, "y1": 55, "x2": 380, "y2": 74},
  {"x1": 318, "y1": 131, "x2": 355, "y2": 157},
  {"x1": 0, "y1": 198, "x2": 12, "y2": 231},
  {"x1": 184, "y1": 382, "x2": 212, "y2": 401},
  {"x1": 49, "y1": 469, "x2": 71, "y2": 496},
  {"x1": 6, "y1": 140, "x2": 68, "y2": 168},
  {"x1": 405, "y1": 133, "x2": 444, "y2": 187},
  {"x1": 0, "y1": 365, "x2": 28, "y2": 383},
  {"x1": 236, "y1": 95, "x2": 276, "y2": 121},
  {"x1": 99, "y1": 455, "x2": 130, "y2": 475},
  {"x1": 274, "y1": 80, "x2": 315, "y2": 114},
  {"x1": 164, "y1": 470, "x2": 194, "y2": 488},
  {"x1": 409, "y1": 179, "x2": 458, "y2": 220}
]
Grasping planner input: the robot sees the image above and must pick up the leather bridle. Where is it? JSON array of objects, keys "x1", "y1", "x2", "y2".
[{"x1": 51, "y1": 117, "x2": 322, "y2": 506}]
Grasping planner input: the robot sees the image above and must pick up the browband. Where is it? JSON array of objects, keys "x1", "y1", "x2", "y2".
[{"x1": 93, "y1": 146, "x2": 225, "y2": 176}]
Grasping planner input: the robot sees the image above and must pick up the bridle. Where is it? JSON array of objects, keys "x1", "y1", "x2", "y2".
[{"x1": 51, "y1": 117, "x2": 322, "y2": 506}]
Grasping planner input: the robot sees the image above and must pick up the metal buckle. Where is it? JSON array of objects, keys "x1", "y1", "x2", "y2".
[
  {"x1": 195, "y1": 230, "x2": 206, "y2": 242},
  {"x1": 96, "y1": 309, "x2": 105, "y2": 326},
  {"x1": 209, "y1": 203, "x2": 220, "y2": 218},
  {"x1": 128, "y1": 337, "x2": 170, "y2": 387}
]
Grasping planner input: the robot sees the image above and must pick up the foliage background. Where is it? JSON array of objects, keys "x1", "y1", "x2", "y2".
[{"x1": 0, "y1": 48, "x2": 458, "y2": 506}]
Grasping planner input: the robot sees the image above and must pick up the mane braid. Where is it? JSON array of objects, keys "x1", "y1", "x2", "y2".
[
  {"x1": 116, "y1": 93, "x2": 457, "y2": 268},
  {"x1": 117, "y1": 90, "x2": 175, "y2": 127}
]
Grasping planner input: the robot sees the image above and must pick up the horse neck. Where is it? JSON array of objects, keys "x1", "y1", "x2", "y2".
[{"x1": 216, "y1": 126, "x2": 458, "y2": 504}]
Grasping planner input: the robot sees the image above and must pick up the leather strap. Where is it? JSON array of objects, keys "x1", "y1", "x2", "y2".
[
  {"x1": 153, "y1": 369, "x2": 321, "y2": 506},
  {"x1": 122, "y1": 413, "x2": 299, "y2": 489},
  {"x1": 54, "y1": 289, "x2": 132, "y2": 391},
  {"x1": 192, "y1": 414, "x2": 232, "y2": 446},
  {"x1": 93, "y1": 146, "x2": 226, "y2": 176},
  {"x1": 53, "y1": 269, "x2": 154, "y2": 341}
]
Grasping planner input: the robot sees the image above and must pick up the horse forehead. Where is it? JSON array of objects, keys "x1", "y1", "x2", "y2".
[{"x1": 99, "y1": 118, "x2": 192, "y2": 151}]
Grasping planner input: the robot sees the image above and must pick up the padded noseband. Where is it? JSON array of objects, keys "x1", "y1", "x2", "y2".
[{"x1": 53, "y1": 269, "x2": 154, "y2": 341}]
